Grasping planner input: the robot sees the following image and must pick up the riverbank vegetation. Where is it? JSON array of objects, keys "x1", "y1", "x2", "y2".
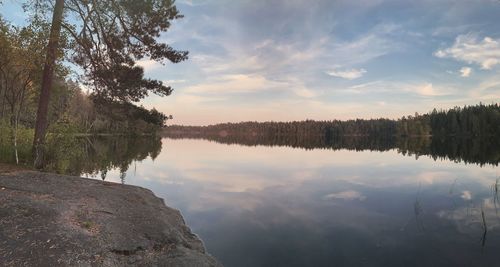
[
  {"x1": 1, "y1": 0, "x2": 187, "y2": 167},
  {"x1": 0, "y1": 17, "x2": 171, "y2": 137}
]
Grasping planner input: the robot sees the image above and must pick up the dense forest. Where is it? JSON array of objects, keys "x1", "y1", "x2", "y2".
[{"x1": 165, "y1": 103, "x2": 500, "y2": 138}]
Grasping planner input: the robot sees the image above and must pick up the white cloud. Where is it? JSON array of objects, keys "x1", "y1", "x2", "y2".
[
  {"x1": 435, "y1": 35, "x2": 500, "y2": 70},
  {"x1": 184, "y1": 74, "x2": 287, "y2": 94},
  {"x1": 294, "y1": 88, "x2": 318, "y2": 98},
  {"x1": 135, "y1": 59, "x2": 163, "y2": 71},
  {"x1": 323, "y1": 190, "x2": 366, "y2": 201},
  {"x1": 459, "y1": 67, "x2": 472, "y2": 77},
  {"x1": 348, "y1": 80, "x2": 456, "y2": 97},
  {"x1": 326, "y1": 68, "x2": 367, "y2": 80},
  {"x1": 164, "y1": 79, "x2": 187, "y2": 84},
  {"x1": 415, "y1": 83, "x2": 441, "y2": 96},
  {"x1": 332, "y1": 34, "x2": 395, "y2": 65},
  {"x1": 178, "y1": 0, "x2": 209, "y2": 7}
]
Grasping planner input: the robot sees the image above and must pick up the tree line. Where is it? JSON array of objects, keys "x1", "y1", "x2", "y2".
[{"x1": 165, "y1": 103, "x2": 500, "y2": 139}]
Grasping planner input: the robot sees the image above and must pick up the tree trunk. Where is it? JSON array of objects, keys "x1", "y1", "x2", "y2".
[{"x1": 33, "y1": 0, "x2": 65, "y2": 169}]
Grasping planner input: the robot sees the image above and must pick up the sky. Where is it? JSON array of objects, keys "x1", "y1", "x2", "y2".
[{"x1": 2, "y1": 0, "x2": 500, "y2": 125}]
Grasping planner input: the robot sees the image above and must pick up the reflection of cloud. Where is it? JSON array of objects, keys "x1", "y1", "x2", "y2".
[
  {"x1": 416, "y1": 171, "x2": 452, "y2": 185},
  {"x1": 323, "y1": 190, "x2": 366, "y2": 201},
  {"x1": 113, "y1": 139, "x2": 500, "y2": 214},
  {"x1": 438, "y1": 197, "x2": 500, "y2": 234},
  {"x1": 461, "y1": 190, "x2": 472, "y2": 200}
]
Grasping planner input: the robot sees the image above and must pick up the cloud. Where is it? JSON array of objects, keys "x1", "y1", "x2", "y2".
[
  {"x1": 459, "y1": 67, "x2": 472, "y2": 77},
  {"x1": 174, "y1": 94, "x2": 221, "y2": 105},
  {"x1": 184, "y1": 74, "x2": 287, "y2": 94},
  {"x1": 415, "y1": 83, "x2": 441, "y2": 96},
  {"x1": 435, "y1": 34, "x2": 500, "y2": 70},
  {"x1": 345, "y1": 80, "x2": 452, "y2": 97},
  {"x1": 326, "y1": 68, "x2": 367, "y2": 80},
  {"x1": 330, "y1": 32, "x2": 397, "y2": 65},
  {"x1": 139, "y1": 0, "x2": 500, "y2": 125},
  {"x1": 135, "y1": 59, "x2": 163, "y2": 71},
  {"x1": 323, "y1": 190, "x2": 366, "y2": 201},
  {"x1": 294, "y1": 88, "x2": 318, "y2": 98},
  {"x1": 164, "y1": 79, "x2": 187, "y2": 84},
  {"x1": 178, "y1": 0, "x2": 209, "y2": 6}
]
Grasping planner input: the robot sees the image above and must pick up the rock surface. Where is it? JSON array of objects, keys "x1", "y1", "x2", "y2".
[{"x1": 0, "y1": 169, "x2": 221, "y2": 266}]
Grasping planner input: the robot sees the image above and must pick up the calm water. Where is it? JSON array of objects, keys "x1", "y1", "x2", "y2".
[
  {"x1": 3, "y1": 136, "x2": 500, "y2": 266},
  {"x1": 87, "y1": 138, "x2": 499, "y2": 267}
]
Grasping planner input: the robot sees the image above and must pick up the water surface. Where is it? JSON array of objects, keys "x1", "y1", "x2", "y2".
[{"x1": 90, "y1": 138, "x2": 499, "y2": 267}]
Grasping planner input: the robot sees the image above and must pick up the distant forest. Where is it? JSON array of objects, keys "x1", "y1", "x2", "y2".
[{"x1": 165, "y1": 103, "x2": 500, "y2": 138}]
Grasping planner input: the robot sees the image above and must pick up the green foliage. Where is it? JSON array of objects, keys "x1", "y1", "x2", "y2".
[
  {"x1": 91, "y1": 98, "x2": 169, "y2": 134},
  {"x1": 400, "y1": 103, "x2": 500, "y2": 137},
  {"x1": 0, "y1": 17, "x2": 171, "y2": 138},
  {"x1": 61, "y1": 0, "x2": 188, "y2": 103},
  {"x1": 0, "y1": 120, "x2": 34, "y2": 165}
]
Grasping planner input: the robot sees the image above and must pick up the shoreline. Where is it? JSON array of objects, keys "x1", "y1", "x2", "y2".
[{"x1": 0, "y1": 167, "x2": 221, "y2": 266}]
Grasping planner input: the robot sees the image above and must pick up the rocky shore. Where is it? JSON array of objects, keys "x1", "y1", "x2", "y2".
[{"x1": 0, "y1": 167, "x2": 221, "y2": 266}]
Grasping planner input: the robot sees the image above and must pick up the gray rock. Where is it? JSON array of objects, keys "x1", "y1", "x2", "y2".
[{"x1": 0, "y1": 170, "x2": 221, "y2": 267}]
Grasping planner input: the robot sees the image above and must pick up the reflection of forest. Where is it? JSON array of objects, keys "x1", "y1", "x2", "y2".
[
  {"x1": 164, "y1": 132, "x2": 500, "y2": 166},
  {"x1": 42, "y1": 136, "x2": 163, "y2": 179}
]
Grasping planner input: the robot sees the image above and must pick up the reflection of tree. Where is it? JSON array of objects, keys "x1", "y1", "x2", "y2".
[
  {"x1": 480, "y1": 206, "x2": 488, "y2": 251},
  {"x1": 100, "y1": 169, "x2": 108, "y2": 181},
  {"x1": 413, "y1": 184, "x2": 425, "y2": 232},
  {"x1": 42, "y1": 136, "x2": 162, "y2": 178},
  {"x1": 414, "y1": 197, "x2": 425, "y2": 232},
  {"x1": 165, "y1": 133, "x2": 397, "y2": 151},
  {"x1": 164, "y1": 132, "x2": 500, "y2": 166},
  {"x1": 119, "y1": 170, "x2": 126, "y2": 184},
  {"x1": 491, "y1": 178, "x2": 500, "y2": 216}
]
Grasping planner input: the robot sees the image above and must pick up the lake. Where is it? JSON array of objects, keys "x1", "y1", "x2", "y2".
[{"x1": 2, "y1": 136, "x2": 500, "y2": 266}]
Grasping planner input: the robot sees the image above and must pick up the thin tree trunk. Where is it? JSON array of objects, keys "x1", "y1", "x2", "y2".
[
  {"x1": 33, "y1": 0, "x2": 65, "y2": 169},
  {"x1": 14, "y1": 78, "x2": 29, "y2": 165},
  {"x1": 13, "y1": 112, "x2": 18, "y2": 165},
  {"x1": 0, "y1": 67, "x2": 10, "y2": 119}
]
